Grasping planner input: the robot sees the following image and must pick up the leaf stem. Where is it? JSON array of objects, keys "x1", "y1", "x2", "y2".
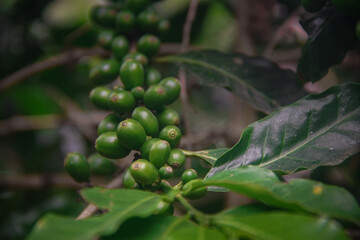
[{"x1": 176, "y1": 194, "x2": 208, "y2": 226}]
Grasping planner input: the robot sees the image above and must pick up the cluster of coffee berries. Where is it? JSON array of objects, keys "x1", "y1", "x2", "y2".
[{"x1": 64, "y1": 1, "x2": 206, "y2": 204}]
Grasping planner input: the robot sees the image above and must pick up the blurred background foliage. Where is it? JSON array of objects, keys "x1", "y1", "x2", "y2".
[{"x1": 0, "y1": 0, "x2": 359, "y2": 239}]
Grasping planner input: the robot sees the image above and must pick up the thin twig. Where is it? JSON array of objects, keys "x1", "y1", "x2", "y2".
[
  {"x1": 0, "y1": 48, "x2": 109, "y2": 93},
  {"x1": 0, "y1": 111, "x2": 109, "y2": 137},
  {"x1": 178, "y1": 0, "x2": 200, "y2": 140},
  {"x1": 76, "y1": 173, "x2": 125, "y2": 220}
]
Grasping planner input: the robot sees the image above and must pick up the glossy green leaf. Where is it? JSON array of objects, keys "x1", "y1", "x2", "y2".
[
  {"x1": 157, "y1": 50, "x2": 305, "y2": 114},
  {"x1": 105, "y1": 215, "x2": 225, "y2": 240},
  {"x1": 27, "y1": 188, "x2": 162, "y2": 240},
  {"x1": 181, "y1": 148, "x2": 229, "y2": 165},
  {"x1": 208, "y1": 83, "x2": 360, "y2": 177},
  {"x1": 214, "y1": 206, "x2": 350, "y2": 240},
  {"x1": 168, "y1": 225, "x2": 227, "y2": 240},
  {"x1": 297, "y1": 8, "x2": 358, "y2": 83},
  {"x1": 205, "y1": 166, "x2": 360, "y2": 225}
]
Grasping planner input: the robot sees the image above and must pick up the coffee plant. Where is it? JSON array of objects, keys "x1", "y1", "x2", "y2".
[{"x1": 1, "y1": 0, "x2": 359, "y2": 239}]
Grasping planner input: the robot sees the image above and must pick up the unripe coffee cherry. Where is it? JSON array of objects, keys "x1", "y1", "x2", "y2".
[
  {"x1": 95, "y1": 131, "x2": 130, "y2": 159},
  {"x1": 115, "y1": 10, "x2": 135, "y2": 34},
  {"x1": 144, "y1": 84, "x2": 167, "y2": 110},
  {"x1": 90, "y1": 6, "x2": 117, "y2": 28},
  {"x1": 89, "y1": 59, "x2": 120, "y2": 85},
  {"x1": 158, "y1": 19, "x2": 171, "y2": 34},
  {"x1": 156, "y1": 108, "x2": 180, "y2": 128},
  {"x1": 123, "y1": 168, "x2": 137, "y2": 189},
  {"x1": 159, "y1": 125, "x2": 181, "y2": 148},
  {"x1": 130, "y1": 159, "x2": 158, "y2": 185},
  {"x1": 160, "y1": 77, "x2": 181, "y2": 105},
  {"x1": 140, "y1": 138, "x2": 160, "y2": 159},
  {"x1": 149, "y1": 140, "x2": 171, "y2": 168},
  {"x1": 158, "y1": 165, "x2": 174, "y2": 179},
  {"x1": 137, "y1": 10, "x2": 159, "y2": 33},
  {"x1": 155, "y1": 200, "x2": 174, "y2": 215},
  {"x1": 98, "y1": 30, "x2": 115, "y2": 49},
  {"x1": 88, "y1": 153, "x2": 117, "y2": 176},
  {"x1": 107, "y1": 90, "x2": 136, "y2": 114},
  {"x1": 167, "y1": 148, "x2": 185, "y2": 169},
  {"x1": 119, "y1": 59, "x2": 144, "y2": 90},
  {"x1": 111, "y1": 35, "x2": 129, "y2": 61},
  {"x1": 64, "y1": 152, "x2": 90, "y2": 183},
  {"x1": 97, "y1": 113, "x2": 123, "y2": 135},
  {"x1": 181, "y1": 169, "x2": 197, "y2": 184},
  {"x1": 123, "y1": 52, "x2": 149, "y2": 66},
  {"x1": 182, "y1": 179, "x2": 207, "y2": 200},
  {"x1": 131, "y1": 86, "x2": 145, "y2": 101},
  {"x1": 89, "y1": 86, "x2": 112, "y2": 110},
  {"x1": 145, "y1": 67, "x2": 162, "y2": 86},
  {"x1": 137, "y1": 34, "x2": 160, "y2": 57},
  {"x1": 132, "y1": 107, "x2": 159, "y2": 137},
  {"x1": 117, "y1": 118, "x2": 147, "y2": 150}
]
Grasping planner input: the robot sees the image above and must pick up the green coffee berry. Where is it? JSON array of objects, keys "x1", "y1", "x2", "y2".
[
  {"x1": 98, "y1": 30, "x2": 115, "y2": 49},
  {"x1": 89, "y1": 59, "x2": 121, "y2": 85},
  {"x1": 111, "y1": 35, "x2": 129, "y2": 61},
  {"x1": 119, "y1": 59, "x2": 144, "y2": 90},
  {"x1": 182, "y1": 179, "x2": 207, "y2": 200},
  {"x1": 90, "y1": 6, "x2": 117, "y2": 28},
  {"x1": 143, "y1": 84, "x2": 167, "y2": 110},
  {"x1": 95, "y1": 131, "x2": 130, "y2": 159},
  {"x1": 123, "y1": 167, "x2": 137, "y2": 189},
  {"x1": 107, "y1": 89, "x2": 136, "y2": 114},
  {"x1": 97, "y1": 113, "x2": 123, "y2": 136},
  {"x1": 149, "y1": 140, "x2": 171, "y2": 168},
  {"x1": 158, "y1": 165, "x2": 174, "y2": 179},
  {"x1": 117, "y1": 118, "x2": 147, "y2": 150},
  {"x1": 181, "y1": 169, "x2": 197, "y2": 184},
  {"x1": 155, "y1": 200, "x2": 174, "y2": 215},
  {"x1": 140, "y1": 138, "x2": 160, "y2": 159},
  {"x1": 167, "y1": 148, "x2": 185, "y2": 169},
  {"x1": 130, "y1": 159, "x2": 158, "y2": 185},
  {"x1": 64, "y1": 152, "x2": 90, "y2": 183},
  {"x1": 115, "y1": 10, "x2": 136, "y2": 34},
  {"x1": 132, "y1": 107, "x2": 159, "y2": 137},
  {"x1": 137, "y1": 34, "x2": 160, "y2": 57},
  {"x1": 159, "y1": 125, "x2": 181, "y2": 148},
  {"x1": 160, "y1": 77, "x2": 181, "y2": 105},
  {"x1": 158, "y1": 19, "x2": 170, "y2": 34},
  {"x1": 130, "y1": 86, "x2": 145, "y2": 101},
  {"x1": 145, "y1": 67, "x2": 162, "y2": 86},
  {"x1": 137, "y1": 10, "x2": 159, "y2": 33},
  {"x1": 88, "y1": 153, "x2": 117, "y2": 176},
  {"x1": 123, "y1": 52, "x2": 149, "y2": 66},
  {"x1": 89, "y1": 86, "x2": 112, "y2": 110},
  {"x1": 156, "y1": 107, "x2": 180, "y2": 128}
]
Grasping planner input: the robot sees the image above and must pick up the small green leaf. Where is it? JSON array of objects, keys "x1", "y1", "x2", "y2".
[
  {"x1": 181, "y1": 148, "x2": 228, "y2": 165},
  {"x1": 214, "y1": 206, "x2": 350, "y2": 240},
  {"x1": 208, "y1": 83, "x2": 360, "y2": 177},
  {"x1": 157, "y1": 50, "x2": 305, "y2": 114},
  {"x1": 27, "y1": 188, "x2": 162, "y2": 240},
  {"x1": 205, "y1": 166, "x2": 360, "y2": 225},
  {"x1": 297, "y1": 8, "x2": 358, "y2": 82}
]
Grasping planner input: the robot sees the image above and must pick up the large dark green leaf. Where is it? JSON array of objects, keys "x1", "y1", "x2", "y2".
[
  {"x1": 207, "y1": 83, "x2": 360, "y2": 177},
  {"x1": 108, "y1": 215, "x2": 226, "y2": 240},
  {"x1": 27, "y1": 188, "x2": 162, "y2": 240},
  {"x1": 157, "y1": 50, "x2": 305, "y2": 114},
  {"x1": 181, "y1": 148, "x2": 229, "y2": 165},
  {"x1": 214, "y1": 206, "x2": 350, "y2": 240},
  {"x1": 297, "y1": 7, "x2": 358, "y2": 83},
  {"x1": 204, "y1": 166, "x2": 360, "y2": 225}
]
